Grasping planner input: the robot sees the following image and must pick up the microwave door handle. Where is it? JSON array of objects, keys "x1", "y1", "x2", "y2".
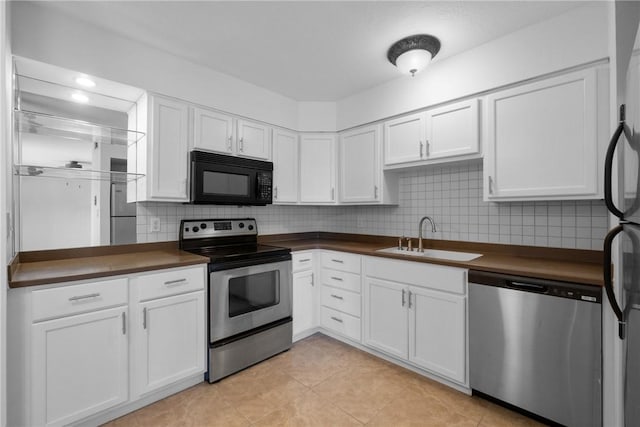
[
  {"x1": 604, "y1": 106, "x2": 626, "y2": 219},
  {"x1": 604, "y1": 224, "x2": 626, "y2": 339}
]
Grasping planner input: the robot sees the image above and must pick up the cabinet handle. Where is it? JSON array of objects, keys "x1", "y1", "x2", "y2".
[
  {"x1": 425, "y1": 140, "x2": 430, "y2": 157},
  {"x1": 143, "y1": 307, "x2": 147, "y2": 329},
  {"x1": 68, "y1": 293, "x2": 100, "y2": 302},
  {"x1": 227, "y1": 136, "x2": 233, "y2": 151},
  {"x1": 331, "y1": 187, "x2": 335, "y2": 200},
  {"x1": 488, "y1": 176, "x2": 494, "y2": 195},
  {"x1": 239, "y1": 137, "x2": 244, "y2": 152},
  {"x1": 122, "y1": 312, "x2": 126, "y2": 335},
  {"x1": 419, "y1": 141, "x2": 424, "y2": 158},
  {"x1": 164, "y1": 278, "x2": 187, "y2": 286},
  {"x1": 331, "y1": 259, "x2": 344, "y2": 264},
  {"x1": 330, "y1": 276, "x2": 343, "y2": 282},
  {"x1": 274, "y1": 186, "x2": 278, "y2": 200},
  {"x1": 374, "y1": 185, "x2": 378, "y2": 199},
  {"x1": 331, "y1": 294, "x2": 344, "y2": 300},
  {"x1": 299, "y1": 258, "x2": 311, "y2": 262},
  {"x1": 311, "y1": 273, "x2": 314, "y2": 286},
  {"x1": 408, "y1": 290, "x2": 413, "y2": 309},
  {"x1": 402, "y1": 289, "x2": 406, "y2": 306},
  {"x1": 330, "y1": 316, "x2": 343, "y2": 323}
]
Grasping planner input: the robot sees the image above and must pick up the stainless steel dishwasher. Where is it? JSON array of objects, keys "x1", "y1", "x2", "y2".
[{"x1": 469, "y1": 270, "x2": 602, "y2": 427}]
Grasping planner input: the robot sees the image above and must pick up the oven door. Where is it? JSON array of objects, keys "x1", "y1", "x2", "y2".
[{"x1": 209, "y1": 259, "x2": 292, "y2": 343}]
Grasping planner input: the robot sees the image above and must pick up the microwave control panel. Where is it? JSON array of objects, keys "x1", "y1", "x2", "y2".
[{"x1": 256, "y1": 172, "x2": 273, "y2": 202}]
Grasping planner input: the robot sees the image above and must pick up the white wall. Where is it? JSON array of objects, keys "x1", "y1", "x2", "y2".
[
  {"x1": 297, "y1": 102, "x2": 337, "y2": 132},
  {"x1": 336, "y1": 3, "x2": 610, "y2": 130},
  {"x1": 10, "y1": 1, "x2": 299, "y2": 130},
  {"x1": 0, "y1": 1, "x2": 10, "y2": 424}
]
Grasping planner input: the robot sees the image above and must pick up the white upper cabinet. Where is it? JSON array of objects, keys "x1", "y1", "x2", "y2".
[
  {"x1": 340, "y1": 124, "x2": 398, "y2": 205},
  {"x1": 131, "y1": 93, "x2": 190, "y2": 202},
  {"x1": 192, "y1": 107, "x2": 234, "y2": 155},
  {"x1": 236, "y1": 119, "x2": 271, "y2": 160},
  {"x1": 384, "y1": 99, "x2": 481, "y2": 169},
  {"x1": 272, "y1": 128, "x2": 299, "y2": 204},
  {"x1": 384, "y1": 112, "x2": 426, "y2": 166},
  {"x1": 299, "y1": 134, "x2": 337, "y2": 204},
  {"x1": 484, "y1": 67, "x2": 604, "y2": 201},
  {"x1": 425, "y1": 99, "x2": 480, "y2": 160}
]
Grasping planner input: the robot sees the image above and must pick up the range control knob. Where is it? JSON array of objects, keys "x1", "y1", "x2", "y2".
[
  {"x1": 200, "y1": 223, "x2": 207, "y2": 229},
  {"x1": 192, "y1": 226, "x2": 199, "y2": 233},
  {"x1": 238, "y1": 222, "x2": 245, "y2": 229},
  {"x1": 248, "y1": 224, "x2": 254, "y2": 231}
]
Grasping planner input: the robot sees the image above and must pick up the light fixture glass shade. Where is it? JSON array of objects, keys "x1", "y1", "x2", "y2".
[{"x1": 395, "y1": 49, "x2": 432, "y2": 76}]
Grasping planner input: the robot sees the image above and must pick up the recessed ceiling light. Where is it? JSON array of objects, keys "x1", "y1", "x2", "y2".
[
  {"x1": 75, "y1": 76, "x2": 96, "y2": 88},
  {"x1": 71, "y1": 93, "x2": 89, "y2": 103}
]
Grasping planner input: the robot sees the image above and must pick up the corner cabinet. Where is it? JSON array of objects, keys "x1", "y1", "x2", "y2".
[
  {"x1": 339, "y1": 124, "x2": 398, "y2": 205},
  {"x1": 484, "y1": 67, "x2": 607, "y2": 201},
  {"x1": 383, "y1": 98, "x2": 480, "y2": 169},
  {"x1": 272, "y1": 128, "x2": 299, "y2": 204},
  {"x1": 129, "y1": 93, "x2": 190, "y2": 202},
  {"x1": 299, "y1": 133, "x2": 337, "y2": 204}
]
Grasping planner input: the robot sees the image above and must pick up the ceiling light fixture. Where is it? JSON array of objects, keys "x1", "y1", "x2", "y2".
[
  {"x1": 387, "y1": 34, "x2": 441, "y2": 77},
  {"x1": 75, "y1": 76, "x2": 96, "y2": 88},
  {"x1": 71, "y1": 93, "x2": 89, "y2": 103}
]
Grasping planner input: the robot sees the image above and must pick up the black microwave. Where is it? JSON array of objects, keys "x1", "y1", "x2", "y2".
[{"x1": 189, "y1": 151, "x2": 273, "y2": 205}]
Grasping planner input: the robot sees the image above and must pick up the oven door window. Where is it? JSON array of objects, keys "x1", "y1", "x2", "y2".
[
  {"x1": 203, "y1": 171, "x2": 250, "y2": 197},
  {"x1": 228, "y1": 270, "x2": 280, "y2": 317}
]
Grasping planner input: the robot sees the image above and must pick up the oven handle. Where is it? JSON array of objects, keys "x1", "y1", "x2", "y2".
[{"x1": 208, "y1": 253, "x2": 292, "y2": 272}]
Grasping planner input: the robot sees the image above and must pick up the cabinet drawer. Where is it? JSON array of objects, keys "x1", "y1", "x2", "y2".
[
  {"x1": 321, "y1": 286, "x2": 361, "y2": 317},
  {"x1": 292, "y1": 251, "x2": 314, "y2": 272},
  {"x1": 321, "y1": 269, "x2": 361, "y2": 293},
  {"x1": 32, "y1": 278, "x2": 128, "y2": 322},
  {"x1": 321, "y1": 306, "x2": 361, "y2": 342},
  {"x1": 321, "y1": 251, "x2": 361, "y2": 274},
  {"x1": 136, "y1": 266, "x2": 205, "y2": 301}
]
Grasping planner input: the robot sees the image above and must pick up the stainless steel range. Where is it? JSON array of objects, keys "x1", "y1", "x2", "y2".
[{"x1": 179, "y1": 218, "x2": 292, "y2": 383}]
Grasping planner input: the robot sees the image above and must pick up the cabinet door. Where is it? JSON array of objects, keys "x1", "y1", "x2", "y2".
[
  {"x1": 136, "y1": 291, "x2": 205, "y2": 395},
  {"x1": 192, "y1": 107, "x2": 234, "y2": 154},
  {"x1": 299, "y1": 134, "x2": 337, "y2": 203},
  {"x1": 408, "y1": 286, "x2": 466, "y2": 384},
  {"x1": 31, "y1": 306, "x2": 128, "y2": 427},
  {"x1": 293, "y1": 270, "x2": 316, "y2": 337},
  {"x1": 272, "y1": 128, "x2": 299, "y2": 203},
  {"x1": 383, "y1": 112, "x2": 425, "y2": 165},
  {"x1": 425, "y1": 99, "x2": 480, "y2": 160},
  {"x1": 149, "y1": 95, "x2": 189, "y2": 200},
  {"x1": 363, "y1": 278, "x2": 407, "y2": 359},
  {"x1": 237, "y1": 119, "x2": 271, "y2": 160},
  {"x1": 485, "y1": 68, "x2": 599, "y2": 201},
  {"x1": 340, "y1": 125, "x2": 381, "y2": 203}
]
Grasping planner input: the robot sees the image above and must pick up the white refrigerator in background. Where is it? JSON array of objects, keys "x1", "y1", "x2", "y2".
[{"x1": 110, "y1": 182, "x2": 136, "y2": 245}]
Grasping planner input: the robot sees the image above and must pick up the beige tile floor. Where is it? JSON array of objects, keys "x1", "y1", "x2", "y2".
[{"x1": 104, "y1": 334, "x2": 546, "y2": 427}]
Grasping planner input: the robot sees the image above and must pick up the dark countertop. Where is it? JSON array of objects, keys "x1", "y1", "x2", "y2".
[{"x1": 7, "y1": 233, "x2": 604, "y2": 288}]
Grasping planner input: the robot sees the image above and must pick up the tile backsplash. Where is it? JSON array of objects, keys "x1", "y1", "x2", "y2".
[{"x1": 137, "y1": 160, "x2": 608, "y2": 250}]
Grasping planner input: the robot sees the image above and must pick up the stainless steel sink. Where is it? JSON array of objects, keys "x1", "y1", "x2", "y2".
[{"x1": 376, "y1": 247, "x2": 482, "y2": 262}]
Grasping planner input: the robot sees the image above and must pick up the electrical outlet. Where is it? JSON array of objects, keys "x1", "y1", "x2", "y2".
[{"x1": 150, "y1": 217, "x2": 161, "y2": 232}]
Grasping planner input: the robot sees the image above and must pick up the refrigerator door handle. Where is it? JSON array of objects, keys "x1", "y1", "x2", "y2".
[
  {"x1": 604, "y1": 106, "x2": 626, "y2": 219},
  {"x1": 604, "y1": 224, "x2": 626, "y2": 339}
]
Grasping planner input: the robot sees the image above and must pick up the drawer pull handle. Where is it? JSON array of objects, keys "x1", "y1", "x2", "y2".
[
  {"x1": 331, "y1": 259, "x2": 344, "y2": 264},
  {"x1": 330, "y1": 294, "x2": 344, "y2": 300},
  {"x1": 330, "y1": 276, "x2": 343, "y2": 282},
  {"x1": 299, "y1": 258, "x2": 311, "y2": 262},
  {"x1": 143, "y1": 307, "x2": 147, "y2": 329},
  {"x1": 330, "y1": 316, "x2": 343, "y2": 323},
  {"x1": 69, "y1": 293, "x2": 100, "y2": 302},
  {"x1": 164, "y1": 278, "x2": 187, "y2": 286}
]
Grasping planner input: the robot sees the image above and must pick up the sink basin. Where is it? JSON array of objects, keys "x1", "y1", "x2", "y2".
[{"x1": 377, "y1": 247, "x2": 482, "y2": 262}]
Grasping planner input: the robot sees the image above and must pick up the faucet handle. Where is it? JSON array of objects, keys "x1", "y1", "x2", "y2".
[
  {"x1": 406, "y1": 237, "x2": 413, "y2": 251},
  {"x1": 398, "y1": 236, "x2": 404, "y2": 250}
]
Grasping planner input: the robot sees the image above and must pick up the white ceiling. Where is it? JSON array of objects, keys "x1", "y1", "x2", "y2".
[{"x1": 41, "y1": 1, "x2": 580, "y2": 102}]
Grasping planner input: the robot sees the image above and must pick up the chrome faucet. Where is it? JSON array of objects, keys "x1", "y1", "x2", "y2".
[{"x1": 418, "y1": 216, "x2": 437, "y2": 252}]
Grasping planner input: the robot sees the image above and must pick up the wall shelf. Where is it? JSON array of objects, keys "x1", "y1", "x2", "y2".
[
  {"x1": 14, "y1": 164, "x2": 144, "y2": 183},
  {"x1": 16, "y1": 109, "x2": 145, "y2": 146}
]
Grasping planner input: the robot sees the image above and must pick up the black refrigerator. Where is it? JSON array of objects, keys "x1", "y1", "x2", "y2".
[{"x1": 603, "y1": 50, "x2": 640, "y2": 426}]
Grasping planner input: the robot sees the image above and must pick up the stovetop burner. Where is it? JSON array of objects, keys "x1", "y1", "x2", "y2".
[{"x1": 187, "y1": 243, "x2": 290, "y2": 263}]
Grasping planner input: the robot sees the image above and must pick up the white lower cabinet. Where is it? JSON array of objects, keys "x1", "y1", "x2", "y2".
[
  {"x1": 363, "y1": 256, "x2": 468, "y2": 385},
  {"x1": 292, "y1": 251, "x2": 317, "y2": 339},
  {"x1": 8, "y1": 265, "x2": 207, "y2": 427},
  {"x1": 32, "y1": 306, "x2": 129, "y2": 427}
]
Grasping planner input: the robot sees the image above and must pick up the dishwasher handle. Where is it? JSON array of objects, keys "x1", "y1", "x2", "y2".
[{"x1": 505, "y1": 281, "x2": 548, "y2": 294}]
